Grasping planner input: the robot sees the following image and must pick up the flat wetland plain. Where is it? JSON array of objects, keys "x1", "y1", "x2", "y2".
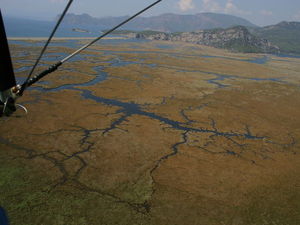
[{"x1": 1, "y1": 39, "x2": 300, "y2": 225}]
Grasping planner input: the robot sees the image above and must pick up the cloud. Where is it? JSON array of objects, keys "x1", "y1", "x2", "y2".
[
  {"x1": 224, "y1": 0, "x2": 251, "y2": 15},
  {"x1": 202, "y1": 0, "x2": 222, "y2": 12},
  {"x1": 294, "y1": 11, "x2": 300, "y2": 20},
  {"x1": 260, "y1": 10, "x2": 273, "y2": 16},
  {"x1": 201, "y1": 0, "x2": 251, "y2": 16},
  {"x1": 178, "y1": 0, "x2": 195, "y2": 11},
  {"x1": 49, "y1": 0, "x2": 66, "y2": 3}
]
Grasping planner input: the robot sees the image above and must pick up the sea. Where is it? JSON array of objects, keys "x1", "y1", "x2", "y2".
[
  {"x1": 4, "y1": 17, "x2": 106, "y2": 38},
  {"x1": 4, "y1": 17, "x2": 300, "y2": 59}
]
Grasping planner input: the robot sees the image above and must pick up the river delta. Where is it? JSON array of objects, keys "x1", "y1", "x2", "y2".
[{"x1": 0, "y1": 39, "x2": 299, "y2": 225}]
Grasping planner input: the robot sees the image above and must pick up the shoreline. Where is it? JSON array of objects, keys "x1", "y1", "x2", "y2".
[{"x1": 8, "y1": 36, "x2": 128, "y2": 41}]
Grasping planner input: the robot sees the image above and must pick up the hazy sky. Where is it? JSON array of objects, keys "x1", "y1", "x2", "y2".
[{"x1": 1, "y1": 0, "x2": 300, "y2": 26}]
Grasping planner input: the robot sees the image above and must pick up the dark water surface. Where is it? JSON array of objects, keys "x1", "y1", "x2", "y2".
[
  {"x1": 0, "y1": 207, "x2": 9, "y2": 225},
  {"x1": 12, "y1": 39, "x2": 289, "y2": 93}
]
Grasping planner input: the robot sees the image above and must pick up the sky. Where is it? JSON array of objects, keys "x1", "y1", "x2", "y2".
[{"x1": 1, "y1": 0, "x2": 300, "y2": 26}]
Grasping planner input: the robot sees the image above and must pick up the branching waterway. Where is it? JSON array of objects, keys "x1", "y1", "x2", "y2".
[
  {"x1": 20, "y1": 47, "x2": 266, "y2": 140},
  {"x1": 12, "y1": 40, "x2": 291, "y2": 146},
  {"x1": 2, "y1": 40, "x2": 298, "y2": 216},
  {"x1": 11, "y1": 40, "x2": 295, "y2": 152}
]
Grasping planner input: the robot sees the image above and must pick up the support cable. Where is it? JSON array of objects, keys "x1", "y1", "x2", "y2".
[
  {"x1": 19, "y1": 0, "x2": 74, "y2": 95},
  {"x1": 20, "y1": 0, "x2": 162, "y2": 93}
]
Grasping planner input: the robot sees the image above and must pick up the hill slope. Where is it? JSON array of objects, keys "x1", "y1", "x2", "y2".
[
  {"x1": 132, "y1": 26, "x2": 279, "y2": 53},
  {"x1": 61, "y1": 12, "x2": 258, "y2": 32},
  {"x1": 252, "y1": 22, "x2": 300, "y2": 54}
]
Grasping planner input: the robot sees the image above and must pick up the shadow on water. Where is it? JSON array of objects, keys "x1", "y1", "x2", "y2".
[
  {"x1": 28, "y1": 65, "x2": 107, "y2": 92},
  {"x1": 155, "y1": 44, "x2": 174, "y2": 50},
  {"x1": 206, "y1": 72, "x2": 284, "y2": 88},
  {"x1": 201, "y1": 55, "x2": 269, "y2": 64},
  {"x1": 175, "y1": 67, "x2": 284, "y2": 89},
  {"x1": 9, "y1": 40, "x2": 267, "y2": 144},
  {"x1": 25, "y1": 65, "x2": 264, "y2": 140},
  {"x1": 247, "y1": 56, "x2": 269, "y2": 64},
  {"x1": 0, "y1": 207, "x2": 9, "y2": 225},
  {"x1": 13, "y1": 39, "x2": 291, "y2": 92},
  {"x1": 77, "y1": 89, "x2": 264, "y2": 139},
  {"x1": 108, "y1": 57, "x2": 156, "y2": 68},
  {"x1": 275, "y1": 53, "x2": 300, "y2": 59},
  {"x1": 14, "y1": 39, "x2": 292, "y2": 127}
]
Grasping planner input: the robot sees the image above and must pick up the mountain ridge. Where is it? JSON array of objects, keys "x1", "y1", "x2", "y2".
[
  {"x1": 60, "y1": 12, "x2": 258, "y2": 32},
  {"x1": 5, "y1": 14, "x2": 299, "y2": 54},
  {"x1": 125, "y1": 26, "x2": 280, "y2": 53},
  {"x1": 252, "y1": 21, "x2": 300, "y2": 54},
  {"x1": 107, "y1": 20, "x2": 300, "y2": 54}
]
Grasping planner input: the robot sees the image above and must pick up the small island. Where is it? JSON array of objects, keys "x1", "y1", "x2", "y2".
[{"x1": 72, "y1": 28, "x2": 91, "y2": 33}]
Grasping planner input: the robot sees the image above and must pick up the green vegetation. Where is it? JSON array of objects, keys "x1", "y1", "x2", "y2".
[
  {"x1": 1, "y1": 41, "x2": 300, "y2": 225},
  {"x1": 220, "y1": 39, "x2": 262, "y2": 53},
  {"x1": 0, "y1": 154, "x2": 147, "y2": 225},
  {"x1": 253, "y1": 22, "x2": 300, "y2": 54},
  {"x1": 64, "y1": 12, "x2": 257, "y2": 32},
  {"x1": 239, "y1": 179, "x2": 300, "y2": 225},
  {"x1": 1, "y1": 152, "x2": 299, "y2": 225}
]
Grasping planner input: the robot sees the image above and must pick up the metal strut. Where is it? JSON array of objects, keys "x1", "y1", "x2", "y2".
[
  {"x1": 0, "y1": 10, "x2": 16, "y2": 92},
  {"x1": 20, "y1": 0, "x2": 162, "y2": 92},
  {"x1": 0, "y1": 9, "x2": 18, "y2": 116},
  {"x1": 19, "y1": 0, "x2": 74, "y2": 95},
  {"x1": 1, "y1": 0, "x2": 74, "y2": 116}
]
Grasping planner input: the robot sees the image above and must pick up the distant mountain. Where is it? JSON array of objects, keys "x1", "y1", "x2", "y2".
[
  {"x1": 131, "y1": 26, "x2": 279, "y2": 53},
  {"x1": 6, "y1": 14, "x2": 299, "y2": 55},
  {"x1": 252, "y1": 21, "x2": 300, "y2": 54},
  {"x1": 61, "y1": 12, "x2": 258, "y2": 32}
]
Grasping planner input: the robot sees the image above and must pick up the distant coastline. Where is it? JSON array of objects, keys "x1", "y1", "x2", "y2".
[{"x1": 8, "y1": 36, "x2": 128, "y2": 41}]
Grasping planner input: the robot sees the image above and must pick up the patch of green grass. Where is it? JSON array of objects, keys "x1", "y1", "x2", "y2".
[
  {"x1": 237, "y1": 181, "x2": 300, "y2": 225},
  {"x1": 253, "y1": 23, "x2": 300, "y2": 54},
  {"x1": 0, "y1": 155, "x2": 149, "y2": 225},
  {"x1": 214, "y1": 39, "x2": 262, "y2": 53},
  {"x1": 114, "y1": 175, "x2": 153, "y2": 204}
]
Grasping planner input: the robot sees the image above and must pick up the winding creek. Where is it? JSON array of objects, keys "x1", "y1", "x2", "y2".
[
  {"x1": 10, "y1": 39, "x2": 294, "y2": 141},
  {"x1": 1, "y1": 38, "x2": 299, "y2": 224}
]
